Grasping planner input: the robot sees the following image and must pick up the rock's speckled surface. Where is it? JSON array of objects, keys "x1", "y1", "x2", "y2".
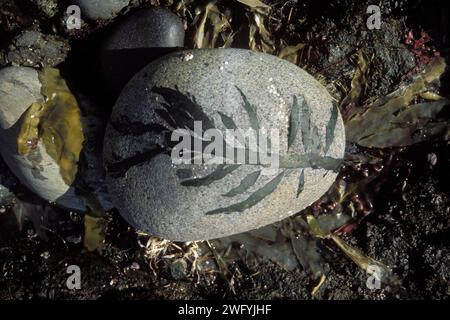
[
  {"x1": 3, "y1": 30, "x2": 70, "y2": 68},
  {"x1": 104, "y1": 48, "x2": 346, "y2": 241}
]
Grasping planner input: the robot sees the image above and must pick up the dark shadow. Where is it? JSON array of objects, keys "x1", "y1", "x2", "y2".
[{"x1": 100, "y1": 47, "x2": 184, "y2": 99}]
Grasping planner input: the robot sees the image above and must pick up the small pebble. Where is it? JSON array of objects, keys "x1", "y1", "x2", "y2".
[
  {"x1": 40, "y1": 251, "x2": 50, "y2": 259},
  {"x1": 130, "y1": 262, "x2": 140, "y2": 270},
  {"x1": 427, "y1": 153, "x2": 437, "y2": 166}
]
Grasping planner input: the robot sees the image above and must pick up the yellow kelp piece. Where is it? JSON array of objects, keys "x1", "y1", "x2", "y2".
[{"x1": 17, "y1": 68, "x2": 84, "y2": 185}]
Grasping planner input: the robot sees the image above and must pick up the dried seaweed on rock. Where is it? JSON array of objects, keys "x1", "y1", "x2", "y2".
[
  {"x1": 248, "y1": 11, "x2": 275, "y2": 54},
  {"x1": 278, "y1": 42, "x2": 306, "y2": 66},
  {"x1": 193, "y1": 2, "x2": 234, "y2": 49},
  {"x1": 234, "y1": 0, "x2": 271, "y2": 15}
]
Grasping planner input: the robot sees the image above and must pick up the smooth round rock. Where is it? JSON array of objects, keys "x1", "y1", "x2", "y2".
[
  {"x1": 101, "y1": 7, "x2": 185, "y2": 95},
  {"x1": 104, "y1": 48, "x2": 346, "y2": 241},
  {"x1": 73, "y1": 0, "x2": 130, "y2": 20},
  {"x1": 0, "y1": 66, "x2": 110, "y2": 212}
]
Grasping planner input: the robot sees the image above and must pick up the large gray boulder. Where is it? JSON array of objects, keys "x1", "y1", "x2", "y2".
[{"x1": 104, "y1": 48, "x2": 346, "y2": 241}]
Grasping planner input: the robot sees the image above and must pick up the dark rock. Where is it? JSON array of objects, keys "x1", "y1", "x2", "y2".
[
  {"x1": 73, "y1": 0, "x2": 130, "y2": 21},
  {"x1": 101, "y1": 7, "x2": 185, "y2": 96}
]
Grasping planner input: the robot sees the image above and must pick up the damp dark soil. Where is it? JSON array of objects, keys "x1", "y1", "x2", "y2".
[
  {"x1": 1, "y1": 141, "x2": 448, "y2": 300},
  {"x1": 0, "y1": 0, "x2": 449, "y2": 300}
]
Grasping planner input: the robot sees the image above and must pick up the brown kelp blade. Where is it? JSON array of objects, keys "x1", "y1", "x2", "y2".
[{"x1": 345, "y1": 58, "x2": 449, "y2": 148}]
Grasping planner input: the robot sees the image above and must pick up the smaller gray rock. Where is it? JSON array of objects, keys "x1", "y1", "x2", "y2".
[
  {"x1": 3, "y1": 30, "x2": 70, "y2": 68},
  {"x1": 73, "y1": 0, "x2": 130, "y2": 21},
  {"x1": 0, "y1": 66, "x2": 111, "y2": 212},
  {"x1": 0, "y1": 66, "x2": 78, "y2": 209},
  {"x1": 101, "y1": 7, "x2": 185, "y2": 95},
  {"x1": 169, "y1": 259, "x2": 188, "y2": 280}
]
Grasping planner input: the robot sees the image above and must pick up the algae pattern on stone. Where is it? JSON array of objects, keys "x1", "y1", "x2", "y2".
[{"x1": 107, "y1": 85, "x2": 343, "y2": 216}]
